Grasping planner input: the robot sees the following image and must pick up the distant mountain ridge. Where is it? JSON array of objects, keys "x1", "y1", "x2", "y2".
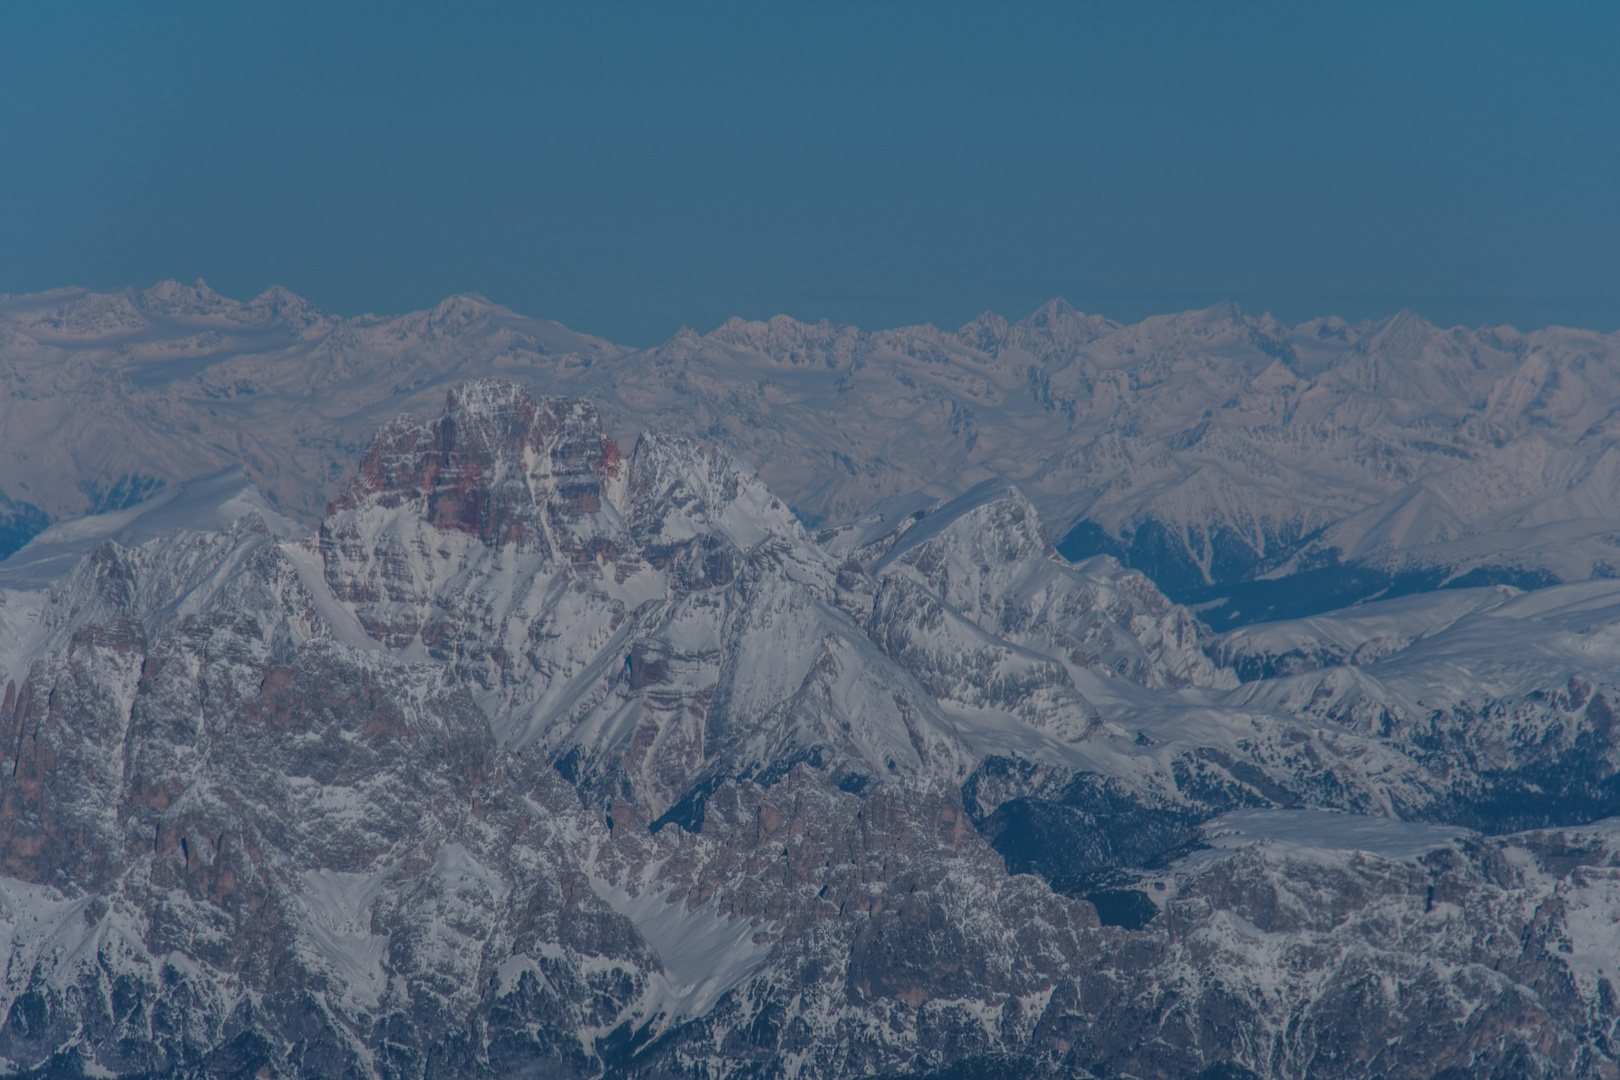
[{"x1": 5, "y1": 281, "x2": 1620, "y2": 623}]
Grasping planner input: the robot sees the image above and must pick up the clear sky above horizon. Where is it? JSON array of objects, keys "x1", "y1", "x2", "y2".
[{"x1": 4, "y1": 2, "x2": 1618, "y2": 344}]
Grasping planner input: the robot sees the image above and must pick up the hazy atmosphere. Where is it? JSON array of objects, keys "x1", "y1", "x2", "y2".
[
  {"x1": 6, "y1": 1, "x2": 1619, "y2": 341},
  {"x1": 9, "y1": 7, "x2": 1620, "y2": 1079}
]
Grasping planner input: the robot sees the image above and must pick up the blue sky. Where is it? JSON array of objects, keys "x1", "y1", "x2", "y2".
[{"x1": 4, "y1": 2, "x2": 1617, "y2": 342}]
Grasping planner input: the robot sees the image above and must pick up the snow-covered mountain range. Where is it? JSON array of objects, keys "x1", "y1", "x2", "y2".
[
  {"x1": 7, "y1": 282, "x2": 1620, "y2": 626},
  {"x1": 4, "y1": 375, "x2": 1620, "y2": 1078}
]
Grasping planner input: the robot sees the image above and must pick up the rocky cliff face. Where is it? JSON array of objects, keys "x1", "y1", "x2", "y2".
[{"x1": 1, "y1": 381, "x2": 1619, "y2": 1079}]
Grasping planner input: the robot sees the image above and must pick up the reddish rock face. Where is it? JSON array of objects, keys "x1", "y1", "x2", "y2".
[{"x1": 329, "y1": 381, "x2": 624, "y2": 557}]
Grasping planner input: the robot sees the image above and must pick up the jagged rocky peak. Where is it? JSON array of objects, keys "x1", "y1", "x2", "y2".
[
  {"x1": 623, "y1": 429, "x2": 806, "y2": 553},
  {"x1": 699, "y1": 312, "x2": 867, "y2": 368},
  {"x1": 856, "y1": 481, "x2": 1233, "y2": 691},
  {"x1": 309, "y1": 378, "x2": 878, "y2": 805},
  {"x1": 323, "y1": 378, "x2": 808, "y2": 576},
  {"x1": 137, "y1": 277, "x2": 237, "y2": 316},
  {"x1": 955, "y1": 309, "x2": 1011, "y2": 352},
  {"x1": 1005, "y1": 296, "x2": 1119, "y2": 355},
  {"x1": 329, "y1": 379, "x2": 627, "y2": 555},
  {"x1": 870, "y1": 480, "x2": 1055, "y2": 573},
  {"x1": 9, "y1": 388, "x2": 1620, "y2": 1077},
  {"x1": 244, "y1": 283, "x2": 326, "y2": 328}
]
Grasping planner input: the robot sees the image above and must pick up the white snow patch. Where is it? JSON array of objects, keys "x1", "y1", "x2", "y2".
[
  {"x1": 590, "y1": 877, "x2": 771, "y2": 1021},
  {"x1": 279, "y1": 541, "x2": 383, "y2": 651},
  {"x1": 0, "y1": 467, "x2": 298, "y2": 590},
  {"x1": 434, "y1": 843, "x2": 511, "y2": 902},
  {"x1": 297, "y1": 868, "x2": 391, "y2": 1012},
  {"x1": 493, "y1": 952, "x2": 550, "y2": 997},
  {"x1": 1194, "y1": 808, "x2": 1469, "y2": 865}
]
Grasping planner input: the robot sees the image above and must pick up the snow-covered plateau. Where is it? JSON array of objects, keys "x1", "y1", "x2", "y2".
[{"x1": 2, "y1": 283, "x2": 1620, "y2": 1078}]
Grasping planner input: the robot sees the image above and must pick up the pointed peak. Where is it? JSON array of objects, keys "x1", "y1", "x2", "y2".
[
  {"x1": 430, "y1": 292, "x2": 497, "y2": 319},
  {"x1": 1009, "y1": 297, "x2": 1119, "y2": 353},
  {"x1": 250, "y1": 283, "x2": 300, "y2": 305},
  {"x1": 960, "y1": 310, "x2": 1009, "y2": 332},
  {"x1": 1200, "y1": 298, "x2": 1247, "y2": 324},
  {"x1": 1023, "y1": 297, "x2": 1079, "y2": 325},
  {"x1": 138, "y1": 278, "x2": 237, "y2": 317},
  {"x1": 1376, "y1": 308, "x2": 1434, "y2": 330},
  {"x1": 248, "y1": 285, "x2": 323, "y2": 323},
  {"x1": 872, "y1": 478, "x2": 1038, "y2": 573},
  {"x1": 413, "y1": 293, "x2": 511, "y2": 338},
  {"x1": 956, "y1": 310, "x2": 1010, "y2": 352},
  {"x1": 651, "y1": 325, "x2": 706, "y2": 356},
  {"x1": 1361, "y1": 308, "x2": 1444, "y2": 352}
]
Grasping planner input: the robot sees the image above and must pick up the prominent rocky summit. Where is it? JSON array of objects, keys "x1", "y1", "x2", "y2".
[
  {"x1": 7, "y1": 284, "x2": 1620, "y2": 623},
  {"x1": 2, "y1": 381, "x2": 1620, "y2": 1078}
]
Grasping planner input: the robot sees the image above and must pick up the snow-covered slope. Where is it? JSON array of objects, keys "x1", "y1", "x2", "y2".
[
  {"x1": 8, "y1": 283, "x2": 1620, "y2": 627},
  {"x1": 518, "y1": 303, "x2": 1620, "y2": 614},
  {"x1": 4, "y1": 379, "x2": 1620, "y2": 1077},
  {"x1": 1211, "y1": 579, "x2": 1620, "y2": 830},
  {"x1": 0, "y1": 281, "x2": 627, "y2": 535}
]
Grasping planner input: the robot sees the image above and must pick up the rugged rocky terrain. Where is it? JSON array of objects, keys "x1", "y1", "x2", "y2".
[
  {"x1": 3, "y1": 380, "x2": 1620, "y2": 1078},
  {"x1": 6, "y1": 283, "x2": 1620, "y2": 623}
]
